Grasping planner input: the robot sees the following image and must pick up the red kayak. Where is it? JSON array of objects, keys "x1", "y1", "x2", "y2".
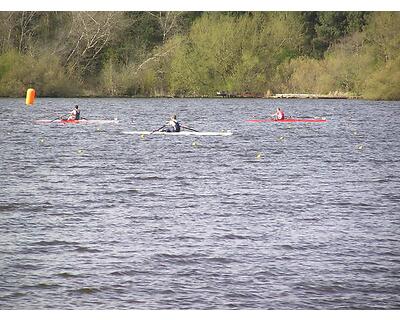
[{"x1": 246, "y1": 118, "x2": 327, "y2": 123}]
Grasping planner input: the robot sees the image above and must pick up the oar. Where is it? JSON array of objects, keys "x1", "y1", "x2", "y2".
[
  {"x1": 150, "y1": 125, "x2": 166, "y2": 134},
  {"x1": 181, "y1": 125, "x2": 198, "y2": 132},
  {"x1": 51, "y1": 113, "x2": 69, "y2": 122}
]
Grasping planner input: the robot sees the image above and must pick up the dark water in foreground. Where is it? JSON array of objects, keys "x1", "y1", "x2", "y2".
[{"x1": 0, "y1": 98, "x2": 399, "y2": 309}]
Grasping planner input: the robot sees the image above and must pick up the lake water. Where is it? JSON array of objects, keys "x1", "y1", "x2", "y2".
[{"x1": 0, "y1": 98, "x2": 399, "y2": 309}]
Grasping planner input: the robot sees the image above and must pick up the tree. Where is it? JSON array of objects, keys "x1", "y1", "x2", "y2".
[
  {"x1": 56, "y1": 12, "x2": 125, "y2": 76},
  {"x1": 364, "y1": 12, "x2": 400, "y2": 63},
  {"x1": 147, "y1": 12, "x2": 183, "y2": 43},
  {"x1": 0, "y1": 12, "x2": 40, "y2": 54}
]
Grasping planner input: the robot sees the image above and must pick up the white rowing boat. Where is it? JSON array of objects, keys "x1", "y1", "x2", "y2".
[
  {"x1": 122, "y1": 130, "x2": 233, "y2": 136},
  {"x1": 34, "y1": 119, "x2": 119, "y2": 124}
]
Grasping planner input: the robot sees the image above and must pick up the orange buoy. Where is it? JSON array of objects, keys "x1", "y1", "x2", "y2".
[{"x1": 26, "y1": 88, "x2": 36, "y2": 105}]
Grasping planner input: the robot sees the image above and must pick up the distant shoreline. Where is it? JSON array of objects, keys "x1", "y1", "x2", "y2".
[
  {"x1": 0, "y1": 92, "x2": 362, "y2": 100},
  {"x1": 1, "y1": 93, "x2": 361, "y2": 99},
  {"x1": 270, "y1": 93, "x2": 359, "y2": 99}
]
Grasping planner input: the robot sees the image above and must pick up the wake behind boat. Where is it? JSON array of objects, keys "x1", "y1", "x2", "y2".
[
  {"x1": 34, "y1": 118, "x2": 119, "y2": 124},
  {"x1": 122, "y1": 130, "x2": 232, "y2": 136}
]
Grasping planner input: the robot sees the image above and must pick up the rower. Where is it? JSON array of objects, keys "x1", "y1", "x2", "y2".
[
  {"x1": 271, "y1": 107, "x2": 284, "y2": 120},
  {"x1": 68, "y1": 105, "x2": 81, "y2": 120},
  {"x1": 162, "y1": 114, "x2": 181, "y2": 132}
]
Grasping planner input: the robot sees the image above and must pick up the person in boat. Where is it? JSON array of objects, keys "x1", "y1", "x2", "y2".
[
  {"x1": 161, "y1": 114, "x2": 181, "y2": 132},
  {"x1": 68, "y1": 105, "x2": 81, "y2": 120},
  {"x1": 271, "y1": 107, "x2": 284, "y2": 120}
]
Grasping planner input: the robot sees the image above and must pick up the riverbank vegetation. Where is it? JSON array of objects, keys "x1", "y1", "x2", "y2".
[{"x1": 0, "y1": 12, "x2": 399, "y2": 100}]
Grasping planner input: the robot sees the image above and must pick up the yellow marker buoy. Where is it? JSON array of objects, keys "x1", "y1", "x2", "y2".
[
  {"x1": 40, "y1": 138, "x2": 44, "y2": 143},
  {"x1": 25, "y1": 88, "x2": 36, "y2": 105},
  {"x1": 78, "y1": 149, "x2": 84, "y2": 154},
  {"x1": 192, "y1": 141, "x2": 199, "y2": 147},
  {"x1": 140, "y1": 134, "x2": 145, "y2": 139},
  {"x1": 256, "y1": 152, "x2": 262, "y2": 159}
]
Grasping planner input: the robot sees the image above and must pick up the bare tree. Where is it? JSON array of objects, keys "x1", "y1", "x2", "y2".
[
  {"x1": 50, "y1": 12, "x2": 124, "y2": 75},
  {"x1": 126, "y1": 11, "x2": 185, "y2": 80},
  {"x1": 0, "y1": 12, "x2": 39, "y2": 54},
  {"x1": 132, "y1": 39, "x2": 181, "y2": 76},
  {"x1": 0, "y1": 12, "x2": 14, "y2": 53},
  {"x1": 148, "y1": 11, "x2": 183, "y2": 43},
  {"x1": 18, "y1": 12, "x2": 38, "y2": 52}
]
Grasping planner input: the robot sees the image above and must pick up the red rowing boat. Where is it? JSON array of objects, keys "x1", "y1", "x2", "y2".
[
  {"x1": 34, "y1": 119, "x2": 119, "y2": 124},
  {"x1": 246, "y1": 118, "x2": 327, "y2": 123}
]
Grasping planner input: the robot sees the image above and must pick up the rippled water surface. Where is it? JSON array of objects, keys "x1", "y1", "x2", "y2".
[{"x1": 0, "y1": 98, "x2": 399, "y2": 309}]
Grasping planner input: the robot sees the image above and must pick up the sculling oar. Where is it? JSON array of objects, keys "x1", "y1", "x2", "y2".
[
  {"x1": 51, "y1": 113, "x2": 69, "y2": 122},
  {"x1": 151, "y1": 125, "x2": 166, "y2": 134},
  {"x1": 182, "y1": 125, "x2": 198, "y2": 132}
]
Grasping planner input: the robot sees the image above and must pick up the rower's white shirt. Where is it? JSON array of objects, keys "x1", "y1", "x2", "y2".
[
  {"x1": 167, "y1": 119, "x2": 177, "y2": 126},
  {"x1": 68, "y1": 109, "x2": 79, "y2": 120}
]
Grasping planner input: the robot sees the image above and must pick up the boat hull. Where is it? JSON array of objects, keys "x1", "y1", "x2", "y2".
[
  {"x1": 34, "y1": 119, "x2": 119, "y2": 124},
  {"x1": 122, "y1": 130, "x2": 232, "y2": 136},
  {"x1": 246, "y1": 118, "x2": 327, "y2": 123}
]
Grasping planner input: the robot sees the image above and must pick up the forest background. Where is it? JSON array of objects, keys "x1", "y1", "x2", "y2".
[{"x1": 0, "y1": 12, "x2": 399, "y2": 100}]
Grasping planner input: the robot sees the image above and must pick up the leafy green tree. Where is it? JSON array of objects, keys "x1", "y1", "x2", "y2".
[
  {"x1": 364, "y1": 12, "x2": 400, "y2": 63},
  {"x1": 300, "y1": 12, "x2": 370, "y2": 58},
  {"x1": 0, "y1": 50, "x2": 80, "y2": 97},
  {"x1": 167, "y1": 12, "x2": 305, "y2": 96},
  {"x1": 364, "y1": 56, "x2": 400, "y2": 100}
]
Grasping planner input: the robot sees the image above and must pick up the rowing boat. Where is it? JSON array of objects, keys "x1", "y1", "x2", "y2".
[
  {"x1": 122, "y1": 130, "x2": 233, "y2": 136},
  {"x1": 34, "y1": 119, "x2": 119, "y2": 124},
  {"x1": 246, "y1": 118, "x2": 327, "y2": 123}
]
